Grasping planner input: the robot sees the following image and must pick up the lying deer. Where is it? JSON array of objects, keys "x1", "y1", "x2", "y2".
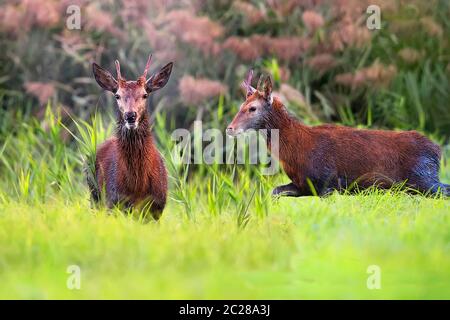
[
  {"x1": 89, "y1": 54, "x2": 173, "y2": 219},
  {"x1": 227, "y1": 71, "x2": 449, "y2": 197}
]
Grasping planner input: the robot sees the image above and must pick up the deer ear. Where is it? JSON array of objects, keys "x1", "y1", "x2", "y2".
[
  {"x1": 92, "y1": 63, "x2": 118, "y2": 93},
  {"x1": 146, "y1": 62, "x2": 173, "y2": 93},
  {"x1": 262, "y1": 76, "x2": 273, "y2": 104}
]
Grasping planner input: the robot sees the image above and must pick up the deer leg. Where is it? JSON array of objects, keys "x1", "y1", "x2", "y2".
[
  {"x1": 104, "y1": 162, "x2": 120, "y2": 208},
  {"x1": 318, "y1": 187, "x2": 336, "y2": 196},
  {"x1": 273, "y1": 182, "x2": 337, "y2": 197},
  {"x1": 137, "y1": 199, "x2": 164, "y2": 222},
  {"x1": 105, "y1": 183, "x2": 119, "y2": 208},
  {"x1": 272, "y1": 182, "x2": 302, "y2": 197},
  {"x1": 84, "y1": 164, "x2": 100, "y2": 204}
]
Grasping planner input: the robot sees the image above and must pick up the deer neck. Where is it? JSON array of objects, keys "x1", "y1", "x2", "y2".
[
  {"x1": 116, "y1": 112, "x2": 154, "y2": 170},
  {"x1": 264, "y1": 98, "x2": 310, "y2": 159}
]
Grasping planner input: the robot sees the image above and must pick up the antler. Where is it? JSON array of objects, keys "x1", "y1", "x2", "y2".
[
  {"x1": 245, "y1": 69, "x2": 253, "y2": 87},
  {"x1": 115, "y1": 60, "x2": 122, "y2": 80},
  {"x1": 241, "y1": 69, "x2": 256, "y2": 96},
  {"x1": 142, "y1": 54, "x2": 152, "y2": 79}
]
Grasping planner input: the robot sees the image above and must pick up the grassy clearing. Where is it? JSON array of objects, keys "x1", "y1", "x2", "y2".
[
  {"x1": 0, "y1": 111, "x2": 449, "y2": 299},
  {"x1": 0, "y1": 191, "x2": 449, "y2": 299}
]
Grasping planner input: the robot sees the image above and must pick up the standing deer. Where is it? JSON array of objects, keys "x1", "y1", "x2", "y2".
[
  {"x1": 227, "y1": 70, "x2": 449, "y2": 197},
  {"x1": 88, "y1": 54, "x2": 173, "y2": 220}
]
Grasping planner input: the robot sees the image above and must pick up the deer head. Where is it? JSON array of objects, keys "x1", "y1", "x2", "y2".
[
  {"x1": 93, "y1": 54, "x2": 173, "y2": 130},
  {"x1": 226, "y1": 70, "x2": 273, "y2": 136}
]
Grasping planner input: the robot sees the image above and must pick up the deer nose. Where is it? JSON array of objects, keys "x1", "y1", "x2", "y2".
[
  {"x1": 226, "y1": 126, "x2": 234, "y2": 135},
  {"x1": 124, "y1": 112, "x2": 137, "y2": 123}
]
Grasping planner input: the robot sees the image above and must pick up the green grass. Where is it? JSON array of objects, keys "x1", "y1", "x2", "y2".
[
  {"x1": 0, "y1": 110, "x2": 449, "y2": 299},
  {"x1": 0, "y1": 191, "x2": 449, "y2": 299}
]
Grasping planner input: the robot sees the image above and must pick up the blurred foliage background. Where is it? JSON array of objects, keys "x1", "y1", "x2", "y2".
[{"x1": 0, "y1": 0, "x2": 449, "y2": 140}]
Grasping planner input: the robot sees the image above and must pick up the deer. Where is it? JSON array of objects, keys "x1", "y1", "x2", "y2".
[
  {"x1": 88, "y1": 54, "x2": 173, "y2": 220},
  {"x1": 226, "y1": 70, "x2": 450, "y2": 197}
]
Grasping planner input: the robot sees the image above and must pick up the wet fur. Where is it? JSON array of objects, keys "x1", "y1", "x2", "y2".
[
  {"x1": 90, "y1": 59, "x2": 172, "y2": 220},
  {"x1": 91, "y1": 112, "x2": 167, "y2": 220},
  {"x1": 251, "y1": 94, "x2": 449, "y2": 197}
]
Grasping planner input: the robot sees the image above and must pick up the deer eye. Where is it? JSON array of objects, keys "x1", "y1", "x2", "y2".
[
  {"x1": 114, "y1": 94, "x2": 120, "y2": 100},
  {"x1": 249, "y1": 106, "x2": 257, "y2": 112},
  {"x1": 143, "y1": 93, "x2": 148, "y2": 99}
]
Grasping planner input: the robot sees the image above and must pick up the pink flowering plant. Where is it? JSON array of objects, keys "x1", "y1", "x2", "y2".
[{"x1": 0, "y1": 0, "x2": 448, "y2": 136}]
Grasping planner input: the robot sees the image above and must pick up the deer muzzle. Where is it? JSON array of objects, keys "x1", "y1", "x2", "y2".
[{"x1": 124, "y1": 111, "x2": 138, "y2": 129}]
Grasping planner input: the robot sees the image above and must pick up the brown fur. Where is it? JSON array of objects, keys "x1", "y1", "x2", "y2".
[
  {"x1": 95, "y1": 114, "x2": 167, "y2": 219},
  {"x1": 90, "y1": 57, "x2": 173, "y2": 219},
  {"x1": 228, "y1": 85, "x2": 449, "y2": 197}
]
